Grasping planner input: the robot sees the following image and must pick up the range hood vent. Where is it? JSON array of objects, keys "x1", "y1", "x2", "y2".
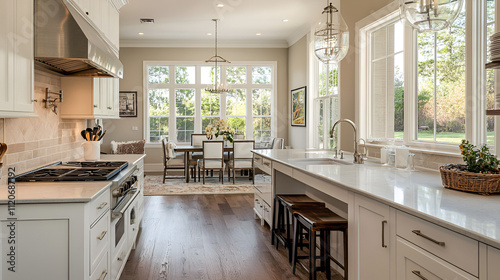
[{"x1": 34, "y1": 0, "x2": 123, "y2": 78}]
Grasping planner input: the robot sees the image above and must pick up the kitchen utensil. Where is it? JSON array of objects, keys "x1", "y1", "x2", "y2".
[
  {"x1": 98, "y1": 130, "x2": 106, "y2": 141},
  {"x1": 94, "y1": 126, "x2": 102, "y2": 141},
  {"x1": 85, "y1": 131, "x2": 90, "y2": 141},
  {"x1": 0, "y1": 143, "x2": 7, "y2": 167},
  {"x1": 92, "y1": 126, "x2": 98, "y2": 140},
  {"x1": 86, "y1": 128, "x2": 93, "y2": 141},
  {"x1": 81, "y1": 130, "x2": 87, "y2": 140}
]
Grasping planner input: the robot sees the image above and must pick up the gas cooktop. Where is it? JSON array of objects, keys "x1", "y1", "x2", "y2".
[{"x1": 13, "y1": 161, "x2": 129, "y2": 182}]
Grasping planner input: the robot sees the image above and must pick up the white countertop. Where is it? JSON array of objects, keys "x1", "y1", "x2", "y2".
[
  {"x1": 0, "y1": 154, "x2": 145, "y2": 204},
  {"x1": 254, "y1": 149, "x2": 500, "y2": 248}
]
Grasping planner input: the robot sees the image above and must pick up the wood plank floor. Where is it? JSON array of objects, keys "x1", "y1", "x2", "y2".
[{"x1": 120, "y1": 194, "x2": 343, "y2": 280}]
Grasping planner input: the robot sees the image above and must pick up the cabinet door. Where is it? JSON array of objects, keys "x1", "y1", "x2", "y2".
[
  {"x1": 112, "y1": 78, "x2": 120, "y2": 117},
  {"x1": 355, "y1": 194, "x2": 392, "y2": 280},
  {"x1": 12, "y1": 0, "x2": 34, "y2": 112},
  {"x1": 93, "y1": 77, "x2": 105, "y2": 115},
  {"x1": 0, "y1": 0, "x2": 14, "y2": 111},
  {"x1": 1, "y1": 219, "x2": 69, "y2": 280},
  {"x1": 487, "y1": 245, "x2": 500, "y2": 279}
]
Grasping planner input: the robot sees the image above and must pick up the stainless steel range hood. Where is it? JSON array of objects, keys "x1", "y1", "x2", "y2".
[{"x1": 34, "y1": 0, "x2": 123, "y2": 78}]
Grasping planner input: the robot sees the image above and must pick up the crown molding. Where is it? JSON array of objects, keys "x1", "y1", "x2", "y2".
[
  {"x1": 286, "y1": 24, "x2": 311, "y2": 47},
  {"x1": 119, "y1": 39, "x2": 289, "y2": 48}
]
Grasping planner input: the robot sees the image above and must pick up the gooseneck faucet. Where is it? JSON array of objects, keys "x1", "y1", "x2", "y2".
[{"x1": 330, "y1": 119, "x2": 363, "y2": 164}]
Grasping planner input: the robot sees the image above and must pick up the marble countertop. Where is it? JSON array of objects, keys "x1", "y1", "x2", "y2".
[
  {"x1": 254, "y1": 149, "x2": 500, "y2": 248},
  {"x1": 0, "y1": 154, "x2": 145, "y2": 204}
]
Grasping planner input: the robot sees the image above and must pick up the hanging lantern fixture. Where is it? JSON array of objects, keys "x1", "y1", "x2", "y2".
[
  {"x1": 313, "y1": 1, "x2": 349, "y2": 64},
  {"x1": 399, "y1": 0, "x2": 464, "y2": 32}
]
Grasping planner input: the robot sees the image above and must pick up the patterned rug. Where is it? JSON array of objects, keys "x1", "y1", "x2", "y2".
[{"x1": 143, "y1": 174, "x2": 268, "y2": 195}]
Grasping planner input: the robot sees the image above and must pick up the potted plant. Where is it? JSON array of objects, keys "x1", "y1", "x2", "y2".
[
  {"x1": 205, "y1": 119, "x2": 235, "y2": 143},
  {"x1": 440, "y1": 140, "x2": 500, "y2": 194}
]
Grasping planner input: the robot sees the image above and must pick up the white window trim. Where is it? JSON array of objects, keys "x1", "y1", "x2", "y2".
[
  {"x1": 357, "y1": 0, "x2": 493, "y2": 155},
  {"x1": 143, "y1": 61, "x2": 277, "y2": 147}
]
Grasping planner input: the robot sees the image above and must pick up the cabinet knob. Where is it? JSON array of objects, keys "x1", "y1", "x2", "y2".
[
  {"x1": 107, "y1": 107, "x2": 112, "y2": 110},
  {"x1": 97, "y1": 270, "x2": 107, "y2": 280},
  {"x1": 97, "y1": 231, "x2": 107, "y2": 240},
  {"x1": 94, "y1": 105, "x2": 98, "y2": 108},
  {"x1": 32, "y1": 99, "x2": 37, "y2": 103}
]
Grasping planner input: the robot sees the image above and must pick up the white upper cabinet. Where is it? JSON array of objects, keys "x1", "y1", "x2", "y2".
[{"x1": 0, "y1": 0, "x2": 35, "y2": 118}]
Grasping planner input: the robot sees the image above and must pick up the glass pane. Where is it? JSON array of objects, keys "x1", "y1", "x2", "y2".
[
  {"x1": 394, "y1": 53, "x2": 404, "y2": 138},
  {"x1": 175, "y1": 66, "x2": 196, "y2": 84},
  {"x1": 252, "y1": 66, "x2": 272, "y2": 84},
  {"x1": 317, "y1": 99, "x2": 324, "y2": 149},
  {"x1": 201, "y1": 66, "x2": 220, "y2": 84},
  {"x1": 149, "y1": 89, "x2": 169, "y2": 116},
  {"x1": 394, "y1": 20, "x2": 404, "y2": 53},
  {"x1": 487, "y1": 0, "x2": 495, "y2": 146},
  {"x1": 175, "y1": 89, "x2": 195, "y2": 116},
  {"x1": 487, "y1": 0, "x2": 495, "y2": 23},
  {"x1": 149, "y1": 117, "x2": 168, "y2": 143},
  {"x1": 370, "y1": 59, "x2": 387, "y2": 139},
  {"x1": 176, "y1": 117, "x2": 194, "y2": 143},
  {"x1": 253, "y1": 117, "x2": 271, "y2": 139},
  {"x1": 148, "y1": 66, "x2": 169, "y2": 84},
  {"x1": 227, "y1": 117, "x2": 246, "y2": 135},
  {"x1": 201, "y1": 91, "x2": 220, "y2": 116},
  {"x1": 252, "y1": 89, "x2": 271, "y2": 116},
  {"x1": 417, "y1": 32, "x2": 436, "y2": 141},
  {"x1": 372, "y1": 27, "x2": 387, "y2": 60},
  {"x1": 226, "y1": 66, "x2": 247, "y2": 84},
  {"x1": 319, "y1": 63, "x2": 328, "y2": 97},
  {"x1": 202, "y1": 117, "x2": 220, "y2": 128},
  {"x1": 319, "y1": 63, "x2": 339, "y2": 97},
  {"x1": 226, "y1": 89, "x2": 246, "y2": 116}
]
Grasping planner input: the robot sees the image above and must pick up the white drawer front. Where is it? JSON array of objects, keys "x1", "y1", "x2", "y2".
[
  {"x1": 254, "y1": 194, "x2": 264, "y2": 217},
  {"x1": 396, "y1": 211, "x2": 478, "y2": 276},
  {"x1": 88, "y1": 189, "x2": 110, "y2": 227},
  {"x1": 90, "y1": 212, "x2": 110, "y2": 274},
  {"x1": 397, "y1": 238, "x2": 477, "y2": 280},
  {"x1": 90, "y1": 251, "x2": 109, "y2": 280},
  {"x1": 111, "y1": 237, "x2": 128, "y2": 280}
]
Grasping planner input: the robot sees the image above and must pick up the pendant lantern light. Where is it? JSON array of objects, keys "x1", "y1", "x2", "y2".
[
  {"x1": 399, "y1": 0, "x2": 464, "y2": 32},
  {"x1": 313, "y1": 1, "x2": 349, "y2": 64},
  {"x1": 205, "y1": 19, "x2": 231, "y2": 94}
]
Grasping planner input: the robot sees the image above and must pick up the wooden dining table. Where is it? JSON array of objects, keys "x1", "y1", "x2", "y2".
[{"x1": 174, "y1": 145, "x2": 235, "y2": 183}]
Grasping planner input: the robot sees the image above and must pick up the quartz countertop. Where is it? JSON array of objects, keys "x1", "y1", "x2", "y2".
[
  {"x1": 253, "y1": 149, "x2": 500, "y2": 248},
  {"x1": 0, "y1": 154, "x2": 145, "y2": 204}
]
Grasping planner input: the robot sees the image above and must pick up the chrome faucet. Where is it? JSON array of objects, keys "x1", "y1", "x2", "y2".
[{"x1": 330, "y1": 119, "x2": 363, "y2": 164}]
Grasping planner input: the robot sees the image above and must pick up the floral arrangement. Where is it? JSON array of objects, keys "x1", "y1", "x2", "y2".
[
  {"x1": 205, "y1": 119, "x2": 236, "y2": 142},
  {"x1": 459, "y1": 139, "x2": 499, "y2": 174}
]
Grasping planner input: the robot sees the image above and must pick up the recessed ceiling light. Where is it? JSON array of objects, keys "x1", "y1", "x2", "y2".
[
  {"x1": 256, "y1": 33, "x2": 262, "y2": 36},
  {"x1": 207, "y1": 33, "x2": 212, "y2": 36},
  {"x1": 216, "y1": 3, "x2": 224, "y2": 7},
  {"x1": 138, "y1": 32, "x2": 144, "y2": 35},
  {"x1": 282, "y1": 19, "x2": 289, "y2": 22}
]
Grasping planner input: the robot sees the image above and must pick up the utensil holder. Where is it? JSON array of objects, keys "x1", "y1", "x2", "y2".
[{"x1": 83, "y1": 141, "x2": 100, "y2": 161}]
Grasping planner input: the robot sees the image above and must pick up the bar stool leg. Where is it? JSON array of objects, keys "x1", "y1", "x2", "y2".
[
  {"x1": 276, "y1": 201, "x2": 284, "y2": 249},
  {"x1": 286, "y1": 205, "x2": 292, "y2": 263},
  {"x1": 343, "y1": 229, "x2": 348, "y2": 280},
  {"x1": 309, "y1": 228, "x2": 316, "y2": 280},
  {"x1": 325, "y1": 230, "x2": 331, "y2": 280},
  {"x1": 292, "y1": 215, "x2": 300, "y2": 275},
  {"x1": 271, "y1": 196, "x2": 278, "y2": 245},
  {"x1": 320, "y1": 230, "x2": 325, "y2": 273}
]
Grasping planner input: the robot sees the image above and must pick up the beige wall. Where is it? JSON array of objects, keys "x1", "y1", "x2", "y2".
[
  {"x1": 0, "y1": 69, "x2": 86, "y2": 184},
  {"x1": 287, "y1": 36, "x2": 308, "y2": 149},
  {"x1": 103, "y1": 47, "x2": 288, "y2": 170}
]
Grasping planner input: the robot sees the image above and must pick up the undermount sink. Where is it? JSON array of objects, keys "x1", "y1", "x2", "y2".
[{"x1": 288, "y1": 157, "x2": 352, "y2": 165}]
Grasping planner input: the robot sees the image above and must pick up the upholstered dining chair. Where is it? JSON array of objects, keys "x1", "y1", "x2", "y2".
[
  {"x1": 198, "y1": 141, "x2": 225, "y2": 184},
  {"x1": 228, "y1": 140, "x2": 255, "y2": 184},
  {"x1": 162, "y1": 138, "x2": 197, "y2": 183},
  {"x1": 191, "y1": 133, "x2": 207, "y2": 160}
]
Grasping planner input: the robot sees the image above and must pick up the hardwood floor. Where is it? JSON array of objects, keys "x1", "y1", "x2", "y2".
[{"x1": 120, "y1": 195, "x2": 343, "y2": 280}]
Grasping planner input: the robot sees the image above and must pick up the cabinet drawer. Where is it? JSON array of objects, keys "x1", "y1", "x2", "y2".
[
  {"x1": 253, "y1": 155, "x2": 263, "y2": 165},
  {"x1": 111, "y1": 237, "x2": 128, "y2": 280},
  {"x1": 90, "y1": 251, "x2": 109, "y2": 280},
  {"x1": 254, "y1": 194, "x2": 264, "y2": 217},
  {"x1": 90, "y1": 212, "x2": 110, "y2": 274},
  {"x1": 88, "y1": 189, "x2": 110, "y2": 227},
  {"x1": 396, "y1": 211, "x2": 478, "y2": 276},
  {"x1": 397, "y1": 238, "x2": 477, "y2": 280}
]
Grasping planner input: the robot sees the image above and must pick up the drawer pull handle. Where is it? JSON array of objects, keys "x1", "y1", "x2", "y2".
[
  {"x1": 97, "y1": 270, "x2": 108, "y2": 280},
  {"x1": 97, "y1": 202, "x2": 108, "y2": 209},
  {"x1": 382, "y1": 220, "x2": 387, "y2": 248},
  {"x1": 97, "y1": 231, "x2": 107, "y2": 240},
  {"x1": 412, "y1": 230, "x2": 445, "y2": 246},
  {"x1": 117, "y1": 252, "x2": 126, "y2": 261},
  {"x1": 412, "y1": 270, "x2": 428, "y2": 280}
]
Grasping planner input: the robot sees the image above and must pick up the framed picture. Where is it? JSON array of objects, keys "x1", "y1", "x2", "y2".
[
  {"x1": 119, "y1": 91, "x2": 137, "y2": 117},
  {"x1": 291, "y1": 86, "x2": 306, "y2": 127}
]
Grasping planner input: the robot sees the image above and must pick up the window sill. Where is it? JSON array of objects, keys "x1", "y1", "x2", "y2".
[{"x1": 363, "y1": 143, "x2": 462, "y2": 159}]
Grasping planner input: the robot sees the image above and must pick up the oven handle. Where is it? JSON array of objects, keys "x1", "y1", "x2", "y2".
[{"x1": 112, "y1": 188, "x2": 139, "y2": 219}]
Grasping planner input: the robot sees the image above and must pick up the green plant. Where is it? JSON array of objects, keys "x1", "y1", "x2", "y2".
[{"x1": 460, "y1": 140, "x2": 499, "y2": 174}]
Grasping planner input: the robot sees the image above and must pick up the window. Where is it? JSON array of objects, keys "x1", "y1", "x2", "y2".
[
  {"x1": 145, "y1": 62, "x2": 276, "y2": 144},
  {"x1": 314, "y1": 62, "x2": 340, "y2": 149},
  {"x1": 359, "y1": 1, "x2": 496, "y2": 152}
]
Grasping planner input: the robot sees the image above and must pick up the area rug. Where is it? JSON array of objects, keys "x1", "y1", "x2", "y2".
[{"x1": 143, "y1": 174, "x2": 268, "y2": 195}]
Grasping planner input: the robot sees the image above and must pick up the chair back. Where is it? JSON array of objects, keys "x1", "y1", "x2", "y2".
[
  {"x1": 162, "y1": 138, "x2": 177, "y2": 160},
  {"x1": 203, "y1": 141, "x2": 224, "y2": 159},
  {"x1": 273, "y1": 138, "x2": 285, "y2": 149},
  {"x1": 233, "y1": 140, "x2": 255, "y2": 160},
  {"x1": 191, "y1": 134, "x2": 207, "y2": 147}
]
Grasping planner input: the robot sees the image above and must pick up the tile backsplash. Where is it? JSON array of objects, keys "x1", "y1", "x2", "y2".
[{"x1": 0, "y1": 69, "x2": 86, "y2": 184}]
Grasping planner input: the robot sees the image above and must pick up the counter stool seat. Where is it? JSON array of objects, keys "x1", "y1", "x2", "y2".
[
  {"x1": 292, "y1": 207, "x2": 348, "y2": 280},
  {"x1": 272, "y1": 194, "x2": 325, "y2": 263}
]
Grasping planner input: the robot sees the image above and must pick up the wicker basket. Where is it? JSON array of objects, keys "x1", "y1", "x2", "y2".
[{"x1": 440, "y1": 164, "x2": 500, "y2": 195}]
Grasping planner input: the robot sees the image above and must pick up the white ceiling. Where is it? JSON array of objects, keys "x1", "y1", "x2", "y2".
[{"x1": 119, "y1": 0, "x2": 331, "y2": 48}]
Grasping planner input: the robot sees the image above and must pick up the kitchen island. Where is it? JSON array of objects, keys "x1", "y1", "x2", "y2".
[{"x1": 253, "y1": 149, "x2": 500, "y2": 280}]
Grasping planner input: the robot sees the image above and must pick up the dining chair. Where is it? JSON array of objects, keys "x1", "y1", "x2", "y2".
[
  {"x1": 228, "y1": 140, "x2": 255, "y2": 184},
  {"x1": 198, "y1": 141, "x2": 225, "y2": 184},
  {"x1": 190, "y1": 133, "x2": 206, "y2": 161},
  {"x1": 162, "y1": 138, "x2": 197, "y2": 183},
  {"x1": 234, "y1": 133, "x2": 245, "y2": 140},
  {"x1": 273, "y1": 138, "x2": 285, "y2": 149}
]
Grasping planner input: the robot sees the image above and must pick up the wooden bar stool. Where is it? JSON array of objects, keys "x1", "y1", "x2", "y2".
[
  {"x1": 292, "y1": 207, "x2": 348, "y2": 280},
  {"x1": 271, "y1": 195, "x2": 325, "y2": 263}
]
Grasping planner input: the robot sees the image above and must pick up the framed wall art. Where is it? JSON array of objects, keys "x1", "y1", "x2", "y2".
[
  {"x1": 119, "y1": 91, "x2": 137, "y2": 117},
  {"x1": 291, "y1": 86, "x2": 306, "y2": 127}
]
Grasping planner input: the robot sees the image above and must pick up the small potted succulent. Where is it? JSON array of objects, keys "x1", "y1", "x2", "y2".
[{"x1": 440, "y1": 140, "x2": 500, "y2": 194}]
